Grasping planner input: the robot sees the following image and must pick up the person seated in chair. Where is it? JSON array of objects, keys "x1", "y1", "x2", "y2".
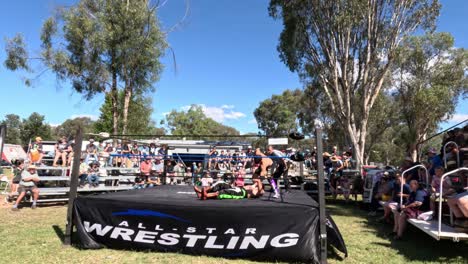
[
  {"x1": 11, "y1": 165, "x2": 40, "y2": 211},
  {"x1": 78, "y1": 157, "x2": 89, "y2": 188},
  {"x1": 430, "y1": 166, "x2": 455, "y2": 212},
  {"x1": 194, "y1": 179, "x2": 264, "y2": 200},
  {"x1": 87, "y1": 161, "x2": 100, "y2": 188},
  {"x1": 53, "y1": 137, "x2": 70, "y2": 167},
  {"x1": 392, "y1": 180, "x2": 430, "y2": 240},
  {"x1": 85, "y1": 139, "x2": 98, "y2": 164},
  {"x1": 447, "y1": 190, "x2": 468, "y2": 229}
]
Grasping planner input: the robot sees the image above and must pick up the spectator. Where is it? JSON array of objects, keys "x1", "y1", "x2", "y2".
[
  {"x1": 330, "y1": 155, "x2": 344, "y2": 199},
  {"x1": 139, "y1": 144, "x2": 149, "y2": 156},
  {"x1": 447, "y1": 191, "x2": 468, "y2": 221},
  {"x1": 121, "y1": 141, "x2": 131, "y2": 166},
  {"x1": 158, "y1": 144, "x2": 168, "y2": 158},
  {"x1": 427, "y1": 148, "x2": 443, "y2": 177},
  {"x1": 146, "y1": 173, "x2": 161, "y2": 187},
  {"x1": 200, "y1": 171, "x2": 213, "y2": 187},
  {"x1": 114, "y1": 142, "x2": 123, "y2": 167},
  {"x1": 323, "y1": 152, "x2": 333, "y2": 179},
  {"x1": 87, "y1": 161, "x2": 100, "y2": 188},
  {"x1": 130, "y1": 143, "x2": 140, "y2": 167},
  {"x1": 9, "y1": 159, "x2": 25, "y2": 196},
  {"x1": 392, "y1": 180, "x2": 430, "y2": 240},
  {"x1": 430, "y1": 166, "x2": 455, "y2": 211},
  {"x1": 78, "y1": 157, "x2": 88, "y2": 188},
  {"x1": 97, "y1": 141, "x2": 104, "y2": 153},
  {"x1": 195, "y1": 162, "x2": 203, "y2": 177},
  {"x1": 173, "y1": 161, "x2": 185, "y2": 184},
  {"x1": 85, "y1": 139, "x2": 98, "y2": 164},
  {"x1": 104, "y1": 142, "x2": 114, "y2": 166},
  {"x1": 11, "y1": 165, "x2": 40, "y2": 211},
  {"x1": 244, "y1": 146, "x2": 254, "y2": 169},
  {"x1": 185, "y1": 167, "x2": 193, "y2": 184},
  {"x1": 67, "y1": 142, "x2": 75, "y2": 166},
  {"x1": 369, "y1": 172, "x2": 392, "y2": 216},
  {"x1": 165, "y1": 160, "x2": 175, "y2": 184},
  {"x1": 140, "y1": 157, "x2": 152, "y2": 182},
  {"x1": 379, "y1": 173, "x2": 410, "y2": 223},
  {"x1": 208, "y1": 146, "x2": 218, "y2": 169},
  {"x1": 28, "y1": 137, "x2": 44, "y2": 165},
  {"x1": 149, "y1": 143, "x2": 158, "y2": 156},
  {"x1": 53, "y1": 137, "x2": 70, "y2": 167},
  {"x1": 152, "y1": 158, "x2": 164, "y2": 175}
]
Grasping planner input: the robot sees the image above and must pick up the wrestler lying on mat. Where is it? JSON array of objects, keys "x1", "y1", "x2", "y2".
[{"x1": 194, "y1": 179, "x2": 264, "y2": 200}]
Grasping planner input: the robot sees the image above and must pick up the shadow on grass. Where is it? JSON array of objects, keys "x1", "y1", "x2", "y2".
[
  {"x1": 52, "y1": 225, "x2": 65, "y2": 244},
  {"x1": 327, "y1": 199, "x2": 468, "y2": 262}
]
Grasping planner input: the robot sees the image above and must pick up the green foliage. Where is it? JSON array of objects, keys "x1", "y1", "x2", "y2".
[
  {"x1": 4, "y1": 0, "x2": 168, "y2": 134},
  {"x1": 0, "y1": 114, "x2": 23, "y2": 145},
  {"x1": 165, "y1": 105, "x2": 240, "y2": 138},
  {"x1": 20, "y1": 112, "x2": 53, "y2": 145},
  {"x1": 54, "y1": 117, "x2": 95, "y2": 139},
  {"x1": 4, "y1": 34, "x2": 30, "y2": 72},
  {"x1": 254, "y1": 89, "x2": 303, "y2": 137},
  {"x1": 392, "y1": 32, "x2": 468, "y2": 156},
  {"x1": 268, "y1": 0, "x2": 441, "y2": 167},
  {"x1": 94, "y1": 91, "x2": 164, "y2": 135}
]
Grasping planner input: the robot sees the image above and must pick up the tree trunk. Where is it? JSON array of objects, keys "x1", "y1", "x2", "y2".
[
  {"x1": 364, "y1": 153, "x2": 370, "y2": 166},
  {"x1": 111, "y1": 72, "x2": 119, "y2": 146},
  {"x1": 122, "y1": 86, "x2": 132, "y2": 135},
  {"x1": 409, "y1": 143, "x2": 418, "y2": 162}
]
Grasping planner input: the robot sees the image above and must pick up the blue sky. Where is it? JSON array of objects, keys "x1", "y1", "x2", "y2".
[{"x1": 0, "y1": 0, "x2": 467, "y2": 134}]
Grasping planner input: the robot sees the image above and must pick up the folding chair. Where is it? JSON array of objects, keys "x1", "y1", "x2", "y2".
[{"x1": 0, "y1": 176, "x2": 10, "y2": 195}]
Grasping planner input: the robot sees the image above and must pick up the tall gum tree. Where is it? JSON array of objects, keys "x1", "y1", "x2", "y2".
[
  {"x1": 269, "y1": 0, "x2": 440, "y2": 168},
  {"x1": 392, "y1": 32, "x2": 467, "y2": 161},
  {"x1": 4, "y1": 0, "x2": 167, "y2": 138}
]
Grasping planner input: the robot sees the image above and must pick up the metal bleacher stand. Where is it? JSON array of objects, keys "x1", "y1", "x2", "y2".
[
  {"x1": 29, "y1": 165, "x2": 139, "y2": 203},
  {"x1": 400, "y1": 153, "x2": 468, "y2": 241}
]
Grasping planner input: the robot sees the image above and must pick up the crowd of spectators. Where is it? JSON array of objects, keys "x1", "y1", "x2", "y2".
[{"x1": 368, "y1": 124, "x2": 468, "y2": 239}]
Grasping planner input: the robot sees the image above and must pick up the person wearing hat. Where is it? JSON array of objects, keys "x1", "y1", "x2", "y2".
[
  {"x1": 12, "y1": 165, "x2": 40, "y2": 211},
  {"x1": 29, "y1": 136, "x2": 44, "y2": 165}
]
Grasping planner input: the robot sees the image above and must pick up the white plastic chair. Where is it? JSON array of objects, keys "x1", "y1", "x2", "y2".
[{"x1": 0, "y1": 176, "x2": 9, "y2": 194}]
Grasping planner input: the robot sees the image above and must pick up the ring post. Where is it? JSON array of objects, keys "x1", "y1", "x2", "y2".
[
  {"x1": 315, "y1": 127, "x2": 328, "y2": 263},
  {"x1": 0, "y1": 125, "x2": 6, "y2": 164},
  {"x1": 64, "y1": 127, "x2": 83, "y2": 245}
]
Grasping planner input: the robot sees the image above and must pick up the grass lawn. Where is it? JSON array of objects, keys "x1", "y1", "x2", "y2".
[{"x1": 0, "y1": 197, "x2": 467, "y2": 264}]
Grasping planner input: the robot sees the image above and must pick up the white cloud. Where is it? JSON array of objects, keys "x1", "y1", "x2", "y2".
[
  {"x1": 180, "y1": 104, "x2": 246, "y2": 123},
  {"x1": 248, "y1": 118, "x2": 257, "y2": 124},
  {"x1": 70, "y1": 114, "x2": 99, "y2": 121},
  {"x1": 445, "y1": 114, "x2": 468, "y2": 123},
  {"x1": 221, "y1": 104, "x2": 234, "y2": 109}
]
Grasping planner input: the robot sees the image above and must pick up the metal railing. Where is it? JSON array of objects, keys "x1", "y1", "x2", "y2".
[
  {"x1": 443, "y1": 141, "x2": 460, "y2": 170},
  {"x1": 400, "y1": 164, "x2": 429, "y2": 207},
  {"x1": 438, "y1": 167, "x2": 468, "y2": 239}
]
